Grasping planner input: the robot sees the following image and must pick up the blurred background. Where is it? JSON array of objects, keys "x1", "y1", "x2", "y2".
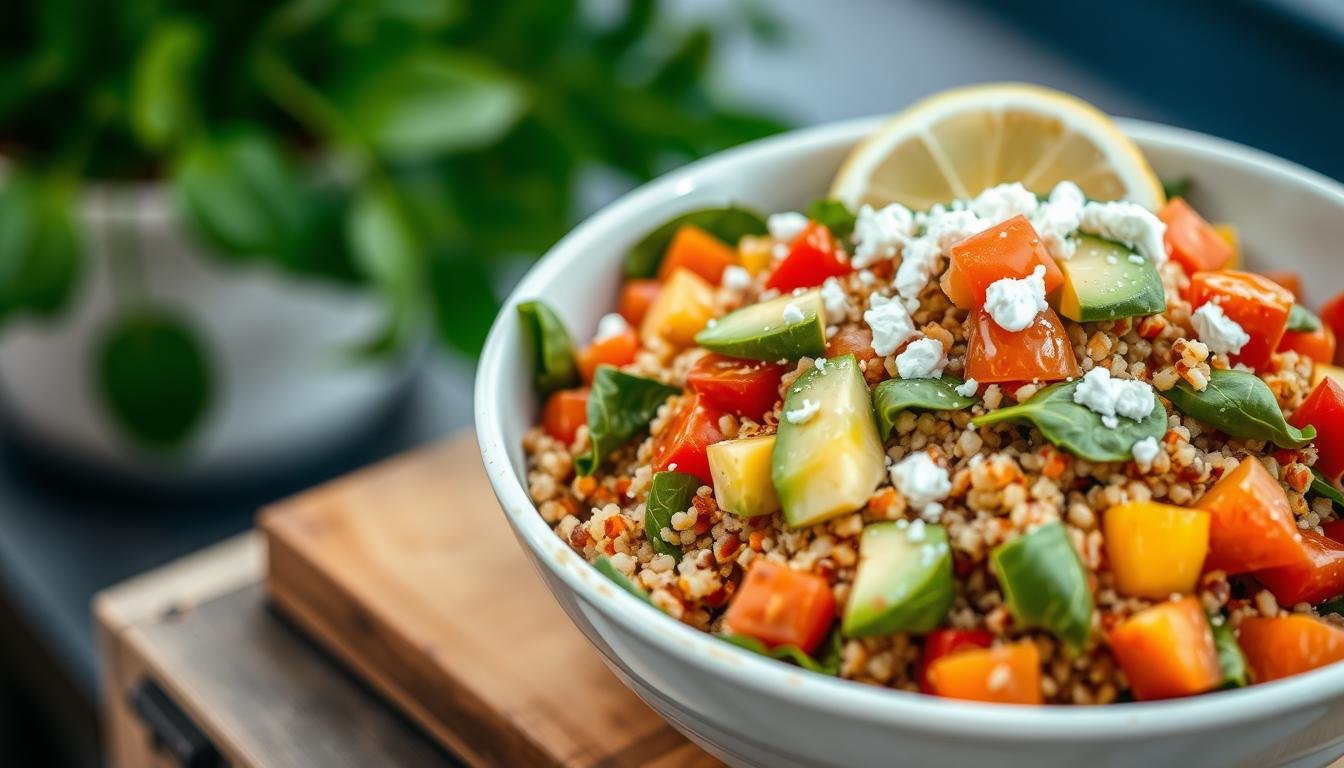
[{"x1": 0, "y1": 0, "x2": 1340, "y2": 764}]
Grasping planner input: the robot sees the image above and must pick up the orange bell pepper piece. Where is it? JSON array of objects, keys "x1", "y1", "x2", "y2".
[
  {"x1": 1108, "y1": 597, "x2": 1222, "y2": 701},
  {"x1": 926, "y1": 642, "x2": 1043, "y2": 705},
  {"x1": 577, "y1": 326, "x2": 639, "y2": 383},
  {"x1": 941, "y1": 215, "x2": 1062, "y2": 310},
  {"x1": 1291, "y1": 377, "x2": 1344, "y2": 481},
  {"x1": 1197, "y1": 458, "x2": 1302, "y2": 574},
  {"x1": 658, "y1": 225, "x2": 737, "y2": 285},
  {"x1": 1255, "y1": 530, "x2": 1344, "y2": 607},
  {"x1": 541, "y1": 388, "x2": 589, "y2": 444},
  {"x1": 964, "y1": 306, "x2": 1080, "y2": 385},
  {"x1": 1188, "y1": 270, "x2": 1294, "y2": 371},
  {"x1": 618, "y1": 279, "x2": 661, "y2": 326},
  {"x1": 1237, "y1": 615, "x2": 1344, "y2": 683},
  {"x1": 1321, "y1": 291, "x2": 1344, "y2": 365},
  {"x1": 723, "y1": 559, "x2": 836, "y2": 655},
  {"x1": 1260, "y1": 270, "x2": 1302, "y2": 301},
  {"x1": 1279, "y1": 325, "x2": 1337, "y2": 365},
  {"x1": 1103, "y1": 501, "x2": 1209, "y2": 599},
  {"x1": 1159, "y1": 198, "x2": 1232, "y2": 274}
]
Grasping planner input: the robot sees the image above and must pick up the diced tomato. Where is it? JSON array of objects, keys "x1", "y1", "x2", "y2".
[
  {"x1": 1291, "y1": 377, "x2": 1344, "y2": 481},
  {"x1": 650, "y1": 393, "x2": 725, "y2": 485},
  {"x1": 618, "y1": 279, "x2": 661, "y2": 326},
  {"x1": 1255, "y1": 530, "x2": 1344, "y2": 606},
  {"x1": 918, "y1": 629, "x2": 994, "y2": 694},
  {"x1": 686, "y1": 354, "x2": 787, "y2": 421},
  {"x1": 1279, "y1": 326, "x2": 1336, "y2": 365},
  {"x1": 577, "y1": 326, "x2": 639, "y2": 383},
  {"x1": 765, "y1": 221, "x2": 850, "y2": 292},
  {"x1": 1260, "y1": 270, "x2": 1302, "y2": 301},
  {"x1": 541, "y1": 388, "x2": 588, "y2": 444},
  {"x1": 658, "y1": 225, "x2": 736, "y2": 284},
  {"x1": 1108, "y1": 597, "x2": 1222, "y2": 701},
  {"x1": 723, "y1": 559, "x2": 836, "y2": 654},
  {"x1": 826, "y1": 326, "x2": 878, "y2": 364},
  {"x1": 1321, "y1": 291, "x2": 1344, "y2": 365},
  {"x1": 941, "y1": 215, "x2": 1063, "y2": 309},
  {"x1": 1324, "y1": 520, "x2": 1344, "y2": 544},
  {"x1": 1238, "y1": 615, "x2": 1344, "y2": 683},
  {"x1": 1188, "y1": 271, "x2": 1294, "y2": 371},
  {"x1": 964, "y1": 307, "x2": 1080, "y2": 385},
  {"x1": 1197, "y1": 458, "x2": 1302, "y2": 574},
  {"x1": 1159, "y1": 198, "x2": 1232, "y2": 274},
  {"x1": 926, "y1": 642, "x2": 1043, "y2": 705}
]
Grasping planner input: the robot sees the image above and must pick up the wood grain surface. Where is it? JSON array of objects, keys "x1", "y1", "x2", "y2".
[{"x1": 260, "y1": 433, "x2": 719, "y2": 768}]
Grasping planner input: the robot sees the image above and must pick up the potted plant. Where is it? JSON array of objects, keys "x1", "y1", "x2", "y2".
[{"x1": 0, "y1": 0, "x2": 783, "y2": 481}]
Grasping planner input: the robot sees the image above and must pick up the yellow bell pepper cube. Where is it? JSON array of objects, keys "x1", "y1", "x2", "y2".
[
  {"x1": 1314, "y1": 362, "x2": 1344, "y2": 388},
  {"x1": 640, "y1": 267, "x2": 716, "y2": 348},
  {"x1": 1104, "y1": 501, "x2": 1210, "y2": 599},
  {"x1": 1213, "y1": 224, "x2": 1240, "y2": 269},
  {"x1": 737, "y1": 235, "x2": 774, "y2": 276}
]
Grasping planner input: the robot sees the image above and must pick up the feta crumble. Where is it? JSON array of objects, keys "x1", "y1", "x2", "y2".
[
  {"x1": 782, "y1": 301, "x2": 805, "y2": 324},
  {"x1": 767, "y1": 211, "x2": 809, "y2": 244},
  {"x1": 1078, "y1": 201, "x2": 1168, "y2": 264},
  {"x1": 897, "y1": 208, "x2": 985, "y2": 305},
  {"x1": 970, "y1": 182, "x2": 1040, "y2": 222},
  {"x1": 820, "y1": 276, "x2": 849, "y2": 318},
  {"x1": 984, "y1": 265, "x2": 1048, "y2": 332},
  {"x1": 852, "y1": 203, "x2": 915, "y2": 268},
  {"x1": 955, "y1": 378, "x2": 979, "y2": 397},
  {"x1": 895, "y1": 337, "x2": 948, "y2": 379},
  {"x1": 594, "y1": 313, "x2": 630, "y2": 342},
  {"x1": 721, "y1": 265, "x2": 752, "y2": 291},
  {"x1": 1031, "y1": 181, "x2": 1085, "y2": 260},
  {"x1": 1191, "y1": 302, "x2": 1250, "y2": 355},
  {"x1": 1131, "y1": 436, "x2": 1161, "y2": 470},
  {"x1": 889, "y1": 451, "x2": 951, "y2": 517},
  {"x1": 784, "y1": 398, "x2": 821, "y2": 424},
  {"x1": 863, "y1": 293, "x2": 918, "y2": 356},
  {"x1": 1072, "y1": 367, "x2": 1156, "y2": 428}
]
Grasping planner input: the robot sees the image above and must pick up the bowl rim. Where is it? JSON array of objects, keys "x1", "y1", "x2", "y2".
[{"x1": 476, "y1": 114, "x2": 1344, "y2": 739}]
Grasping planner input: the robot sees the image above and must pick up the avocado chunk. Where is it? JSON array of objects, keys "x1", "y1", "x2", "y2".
[
  {"x1": 843, "y1": 521, "x2": 953, "y2": 637},
  {"x1": 772, "y1": 355, "x2": 885, "y2": 528},
  {"x1": 1056, "y1": 235, "x2": 1166, "y2": 322},
  {"x1": 694, "y1": 291, "x2": 826, "y2": 361},
  {"x1": 708, "y1": 435, "x2": 780, "y2": 517}
]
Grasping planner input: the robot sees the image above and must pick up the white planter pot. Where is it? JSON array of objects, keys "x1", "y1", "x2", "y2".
[{"x1": 0, "y1": 184, "x2": 421, "y2": 484}]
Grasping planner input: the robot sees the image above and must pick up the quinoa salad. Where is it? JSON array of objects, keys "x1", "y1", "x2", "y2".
[{"x1": 516, "y1": 96, "x2": 1344, "y2": 706}]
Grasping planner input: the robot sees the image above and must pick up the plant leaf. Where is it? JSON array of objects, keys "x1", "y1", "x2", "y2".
[
  {"x1": 872, "y1": 377, "x2": 977, "y2": 440},
  {"x1": 428, "y1": 241, "x2": 498, "y2": 356},
  {"x1": 516, "y1": 300, "x2": 579, "y2": 395},
  {"x1": 1211, "y1": 619, "x2": 1248, "y2": 689},
  {"x1": 1287, "y1": 304, "x2": 1322, "y2": 333},
  {"x1": 803, "y1": 198, "x2": 857, "y2": 242},
  {"x1": 644, "y1": 471, "x2": 699, "y2": 560},
  {"x1": 347, "y1": 185, "x2": 425, "y2": 356},
  {"x1": 575, "y1": 366, "x2": 679, "y2": 476},
  {"x1": 1311, "y1": 469, "x2": 1344, "y2": 509},
  {"x1": 96, "y1": 308, "x2": 212, "y2": 451},
  {"x1": 972, "y1": 380, "x2": 1167, "y2": 463},
  {"x1": 625, "y1": 206, "x2": 767, "y2": 278},
  {"x1": 593, "y1": 555, "x2": 653, "y2": 605},
  {"x1": 130, "y1": 18, "x2": 205, "y2": 149},
  {"x1": 1162, "y1": 177, "x2": 1191, "y2": 200},
  {"x1": 0, "y1": 175, "x2": 83, "y2": 320},
  {"x1": 1165, "y1": 368, "x2": 1316, "y2": 449},
  {"x1": 717, "y1": 632, "x2": 840, "y2": 676}
]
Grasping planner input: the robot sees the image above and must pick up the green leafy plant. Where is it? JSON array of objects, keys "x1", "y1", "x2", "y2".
[
  {"x1": 644, "y1": 470, "x2": 699, "y2": 560},
  {"x1": 972, "y1": 380, "x2": 1167, "y2": 463},
  {"x1": 624, "y1": 205, "x2": 767, "y2": 277},
  {"x1": 871, "y1": 377, "x2": 977, "y2": 440},
  {"x1": 0, "y1": 0, "x2": 786, "y2": 449},
  {"x1": 1287, "y1": 304, "x2": 1322, "y2": 332},
  {"x1": 574, "y1": 365, "x2": 679, "y2": 475},
  {"x1": 1164, "y1": 369, "x2": 1316, "y2": 449},
  {"x1": 717, "y1": 630, "x2": 842, "y2": 676}
]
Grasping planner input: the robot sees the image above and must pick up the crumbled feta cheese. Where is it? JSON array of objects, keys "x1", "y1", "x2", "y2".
[
  {"x1": 858, "y1": 269, "x2": 877, "y2": 285},
  {"x1": 814, "y1": 357, "x2": 827, "y2": 372},
  {"x1": 1191, "y1": 302, "x2": 1250, "y2": 355},
  {"x1": 984, "y1": 265, "x2": 1048, "y2": 332},
  {"x1": 782, "y1": 301, "x2": 805, "y2": 324},
  {"x1": 772, "y1": 242, "x2": 790, "y2": 260},
  {"x1": 896, "y1": 337, "x2": 947, "y2": 379},
  {"x1": 1031, "y1": 181, "x2": 1085, "y2": 260},
  {"x1": 906, "y1": 518, "x2": 927, "y2": 542},
  {"x1": 888, "y1": 451, "x2": 951, "y2": 516},
  {"x1": 852, "y1": 203, "x2": 915, "y2": 268},
  {"x1": 593, "y1": 313, "x2": 630, "y2": 342},
  {"x1": 1078, "y1": 201, "x2": 1167, "y2": 264},
  {"x1": 1072, "y1": 367, "x2": 1156, "y2": 428},
  {"x1": 721, "y1": 265, "x2": 752, "y2": 290},
  {"x1": 767, "y1": 211, "x2": 809, "y2": 243},
  {"x1": 970, "y1": 182, "x2": 1039, "y2": 222},
  {"x1": 1131, "y1": 436, "x2": 1161, "y2": 469},
  {"x1": 1127, "y1": 254, "x2": 1145, "y2": 265},
  {"x1": 863, "y1": 293, "x2": 917, "y2": 356},
  {"x1": 784, "y1": 398, "x2": 821, "y2": 424},
  {"x1": 820, "y1": 276, "x2": 849, "y2": 318},
  {"x1": 896, "y1": 208, "x2": 985, "y2": 304},
  {"x1": 955, "y1": 378, "x2": 979, "y2": 397}
]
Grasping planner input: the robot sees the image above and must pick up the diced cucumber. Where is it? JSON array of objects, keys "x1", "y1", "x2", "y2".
[
  {"x1": 694, "y1": 291, "x2": 826, "y2": 361},
  {"x1": 771, "y1": 355, "x2": 885, "y2": 528},
  {"x1": 1056, "y1": 235, "x2": 1166, "y2": 322},
  {"x1": 843, "y1": 521, "x2": 953, "y2": 637},
  {"x1": 708, "y1": 435, "x2": 780, "y2": 517},
  {"x1": 991, "y1": 521, "x2": 1094, "y2": 652}
]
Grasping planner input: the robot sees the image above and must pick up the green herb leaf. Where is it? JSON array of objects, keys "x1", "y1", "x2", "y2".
[
  {"x1": 872, "y1": 377, "x2": 977, "y2": 440},
  {"x1": 593, "y1": 556, "x2": 653, "y2": 605},
  {"x1": 0, "y1": 175, "x2": 83, "y2": 320},
  {"x1": 803, "y1": 198, "x2": 857, "y2": 242},
  {"x1": 972, "y1": 380, "x2": 1166, "y2": 462},
  {"x1": 428, "y1": 242, "x2": 499, "y2": 357},
  {"x1": 1319, "y1": 597, "x2": 1344, "y2": 617},
  {"x1": 516, "y1": 300, "x2": 579, "y2": 395},
  {"x1": 576, "y1": 366, "x2": 679, "y2": 475},
  {"x1": 625, "y1": 206, "x2": 767, "y2": 278},
  {"x1": 1165, "y1": 368, "x2": 1316, "y2": 449},
  {"x1": 96, "y1": 308, "x2": 212, "y2": 451},
  {"x1": 717, "y1": 632, "x2": 840, "y2": 676},
  {"x1": 645, "y1": 471, "x2": 699, "y2": 560},
  {"x1": 1287, "y1": 304, "x2": 1323, "y2": 333},
  {"x1": 1311, "y1": 469, "x2": 1344, "y2": 509},
  {"x1": 990, "y1": 521, "x2": 1094, "y2": 653},
  {"x1": 129, "y1": 18, "x2": 205, "y2": 150},
  {"x1": 1162, "y1": 178, "x2": 1191, "y2": 200},
  {"x1": 1211, "y1": 619, "x2": 1248, "y2": 689},
  {"x1": 347, "y1": 186, "x2": 425, "y2": 357}
]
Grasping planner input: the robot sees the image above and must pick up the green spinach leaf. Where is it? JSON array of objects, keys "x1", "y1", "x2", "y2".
[
  {"x1": 990, "y1": 521, "x2": 1094, "y2": 653},
  {"x1": 873, "y1": 377, "x2": 978, "y2": 440},
  {"x1": 803, "y1": 198, "x2": 857, "y2": 242},
  {"x1": 1319, "y1": 597, "x2": 1344, "y2": 617},
  {"x1": 972, "y1": 380, "x2": 1166, "y2": 462},
  {"x1": 1311, "y1": 468, "x2": 1344, "y2": 509},
  {"x1": 645, "y1": 471, "x2": 699, "y2": 560},
  {"x1": 625, "y1": 205, "x2": 767, "y2": 278},
  {"x1": 1287, "y1": 304, "x2": 1322, "y2": 333},
  {"x1": 1162, "y1": 177, "x2": 1191, "y2": 200},
  {"x1": 516, "y1": 300, "x2": 579, "y2": 395},
  {"x1": 593, "y1": 556, "x2": 653, "y2": 605},
  {"x1": 717, "y1": 631, "x2": 841, "y2": 676},
  {"x1": 1165, "y1": 369, "x2": 1316, "y2": 449},
  {"x1": 575, "y1": 366, "x2": 679, "y2": 475},
  {"x1": 1211, "y1": 619, "x2": 1248, "y2": 689}
]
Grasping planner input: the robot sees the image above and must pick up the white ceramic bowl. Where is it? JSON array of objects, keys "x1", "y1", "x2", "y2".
[{"x1": 476, "y1": 116, "x2": 1344, "y2": 768}]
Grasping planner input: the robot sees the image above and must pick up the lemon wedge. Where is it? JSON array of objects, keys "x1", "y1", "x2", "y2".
[{"x1": 831, "y1": 83, "x2": 1165, "y2": 212}]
